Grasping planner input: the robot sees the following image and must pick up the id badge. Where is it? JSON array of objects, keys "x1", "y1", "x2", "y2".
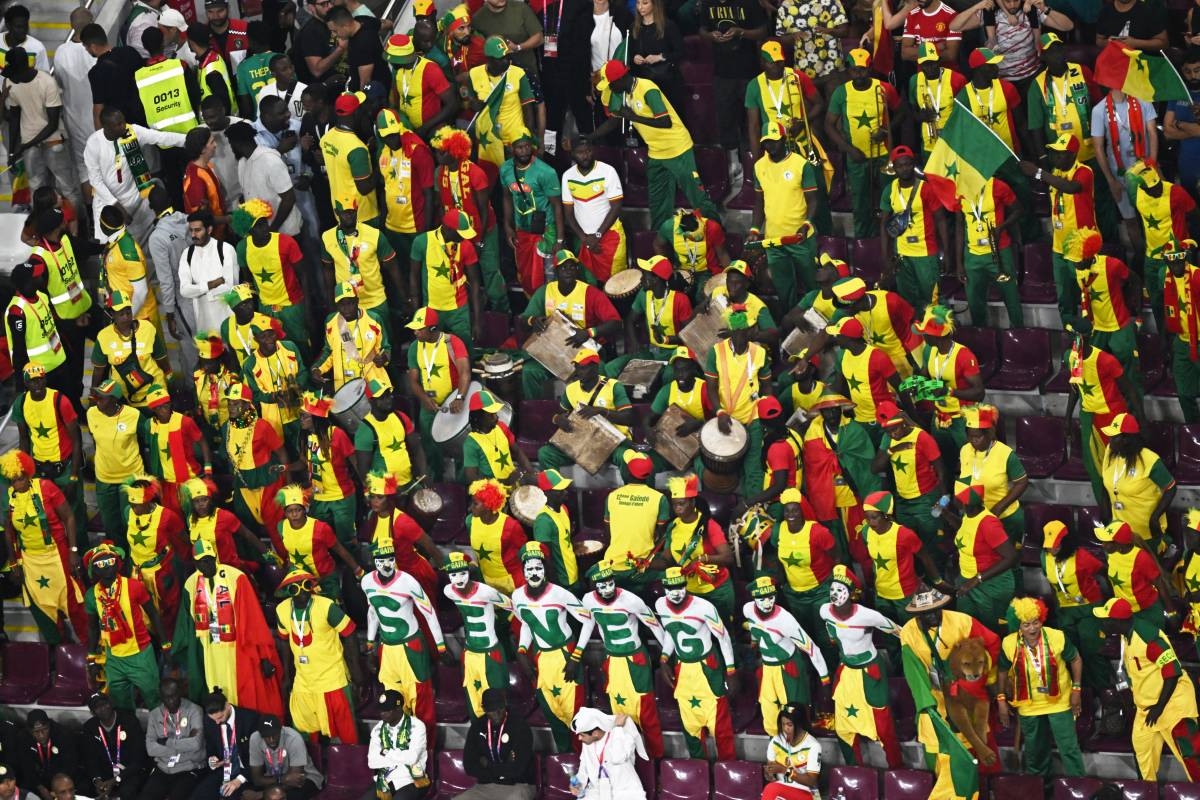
[
  {"x1": 1036, "y1": 686, "x2": 1050, "y2": 694},
  {"x1": 298, "y1": 655, "x2": 309, "y2": 664},
  {"x1": 976, "y1": 237, "x2": 990, "y2": 247},
  {"x1": 1114, "y1": 501, "x2": 1124, "y2": 510},
  {"x1": 928, "y1": 667, "x2": 942, "y2": 690},
  {"x1": 211, "y1": 631, "x2": 222, "y2": 644},
  {"x1": 905, "y1": 235, "x2": 919, "y2": 244},
  {"x1": 1053, "y1": 220, "x2": 1064, "y2": 229},
  {"x1": 1061, "y1": 122, "x2": 1073, "y2": 130},
  {"x1": 544, "y1": 35, "x2": 558, "y2": 56},
  {"x1": 397, "y1": 195, "x2": 408, "y2": 205}
]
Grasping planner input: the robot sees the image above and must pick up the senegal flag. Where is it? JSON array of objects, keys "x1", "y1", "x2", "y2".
[
  {"x1": 871, "y1": 0, "x2": 895, "y2": 77},
  {"x1": 901, "y1": 645, "x2": 980, "y2": 800},
  {"x1": 1093, "y1": 42, "x2": 1189, "y2": 102},
  {"x1": 923, "y1": 100, "x2": 1014, "y2": 212}
]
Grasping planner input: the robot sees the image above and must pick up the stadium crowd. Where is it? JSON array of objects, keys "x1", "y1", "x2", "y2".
[{"x1": 0, "y1": 0, "x2": 1198, "y2": 797}]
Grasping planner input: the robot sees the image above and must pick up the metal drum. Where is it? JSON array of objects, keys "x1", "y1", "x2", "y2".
[
  {"x1": 431, "y1": 380, "x2": 513, "y2": 456},
  {"x1": 409, "y1": 488, "x2": 444, "y2": 532},
  {"x1": 509, "y1": 485, "x2": 546, "y2": 527},
  {"x1": 331, "y1": 378, "x2": 369, "y2": 433},
  {"x1": 699, "y1": 417, "x2": 748, "y2": 493},
  {"x1": 477, "y1": 353, "x2": 523, "y2": 431}
]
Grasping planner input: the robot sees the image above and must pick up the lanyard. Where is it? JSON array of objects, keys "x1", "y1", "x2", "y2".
[
  {"x1": 486, "y1": 718, "x2": 506, "y2": 762},
  {"x1": 263, "y1": 746, "x2": 287, "y2": 778},
  {"x1": 596, "y1": 731, "x2": 612, "y2": 779},
  {"x1": 1052, "y1": 555, "x2": 1074, "y2": 600},
  {"x1": 420, "y1": 336, "x2": 444, "y2": 382},
  {"x1": 1021, "y1": 631, "x2": 1049, "y2": 689},
  {"x1": 292, "y1": 605, "x2": 310, "y2": 655},
  {"x1": 970, "y1": 441, "x2": 993, "y2": 483},
  {"x1": 648, "y1": 292, "x2": 669, "y2": 329},
  {"x1": 98, "y1": 725, "x2": 122, "y2": 772},
  {"x1": 162, "y1": 710, "x2": 182, "y2": 738},
  {"x1": 970, "y1": 83, "x2": 995, "y2": 125},
  {"x1": 220, "y1": 718, "x2": 237, "y2": 780},
  {"x1": 36, "y1": 741, "x2": 51, "y2": 766},
  {"x1": 1111, "y1": 460, "x2": 1130, "y2": 497}
]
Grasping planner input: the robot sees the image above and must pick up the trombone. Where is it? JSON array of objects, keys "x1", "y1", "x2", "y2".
[
  {"x1": 923, "y1": 84, "x2": 941, "y2": 145},
  {"x1": 985, "y1": 218, "x2": 1014, "y2": 283}
]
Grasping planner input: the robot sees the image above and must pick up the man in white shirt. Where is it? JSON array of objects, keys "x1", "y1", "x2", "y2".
[
  {"x1": 1, "y1": 6, "x2": 50, "y2": 74},
  {"x1": 257, "y1": 54, "x2": 307, "y2": 122},
  {"x1": 158, "y1": 7, "x2": 197, "y2": 67},
  {"x1": 252, "y1": 96, "x2": 318, "y2": 242},
  {"x1": 561, "y1": 137, "x2": 626, "y2": 282},
  {"x1": 227, "y1": 120, "x2": 302, "y2": 237},
  {"x1": 178, "y1": 209, "x2": 239, "y2": 332},
  {"x1": 3, "y1": 50, "x2": 80, "y2": 210},
  {"x1": 147, "y1": 185, "x2": 197, "y2": 370},
  {"x1": 84, "y1": 106, "x2": 186, "y2": 243},
  {"x1": 52, "y1": 8, "x2": 96, "y2": 193},
  {"x1": 367, "y1": 689, "x2": 428, "y2": 796},
  {"x1": 199, "y1": 96, "x2": 247, "y2": 209},
  {"x1": 123, "y1": 0, "x2": 162, "y2": 59}
]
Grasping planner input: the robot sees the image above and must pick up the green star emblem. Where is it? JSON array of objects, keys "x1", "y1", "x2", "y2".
[
  {"x1": 20, "y1": 513, "x2": 39, "y2": 528},
  {"x1": 130, "y1": 531, "x2": 149, "y2": 548},
  {"x1": 432, "y1": 263, "x2": 452, "y2": 280},
  {"x1": 870, "y1": 332, "x2": 888, "y2": 347},
  {"x1": 473, "y1": 679, "x2": 483, "y2": 690},
  {"x1": 428, "y1": 363, "x2": 444, "y2": 377},
  {"x1": 781, "y1": 552, "x2": 805, "y2": 569},
  {"x1": 255, "y1": 267, "x2": 275, "y2": 285},
  {"x1": 496, "y1": 450, "x2": 511, "y2": 469},
  {"x1": 1185, "y1": 574, "x2": 1200, "y2": 593},
  {"x1": 845, "y1": 704, "x2": 859, "y2": 718},
  {"x1": 872, "y1": 551, "x2": 891, "y2": 572},
  {"x1": 1079, "y1": 379, "x2": 1095, "y2": 396},
  {"x1": 36, "y1": 575, "x2": 50, "y2": 588},
  {"x1": 1147, "y1": 215, "x2": 1163, "y2": 230},
  {"x1": 688, "y1": 696, "x2": 702, "y2": 708},
  {"x1": 614, "y1": 693, "x2": 627, "y2": 706},
  {"x1": 550, "y1": 686, "x2": 562, "y2": 697},
  {"x1": 1132, "y1": 55, "x2": 1148, "y2": 72},
  {"x1": 1109, "y1": 573, "x2": 1126, "y2": 588},
  {"x1": 291, "y1": 549, "x2": 307, "y2": 565},
  {"x1": 477, "y1": 128, "x2": 493, "y2": 147},
  {"x1": 954, "y1": 536, "x2": 968, "y2": 553},
  {"x1": 846, "y1": 374, "x2": 863, "y2": 393},
  {"x1": 853, "y1": 110, "x2": 873, "y2": 129},
  {"x1": 387, "y1": 437, "x2": 405, "y2": 453},
  {"x1": 945, "y1": 160, "x2": 960, "y2": 179},
  {"x1": 31, "y1": 422, "x2": 52, "y2": 438},
  {"x1": 891, "y1": 456, "x2": 909, "y2": 474},
  {"x1": 650, "y1": 323, "x2": 669, "y2": 342},
  {"x1": 476, "y1": 544, "x2": 494, "y2": 562},
  {"x1": 1088, "y1": 288, "x2": 1107, "y2": 304}
]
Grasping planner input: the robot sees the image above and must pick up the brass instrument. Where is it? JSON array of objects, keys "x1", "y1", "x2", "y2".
[
  {"x1": 923, "y1": 85, "x2": 941, "y2": 145},
  {"x1": 986, "y1": 218, "x2": 1014, "y2": 283}
]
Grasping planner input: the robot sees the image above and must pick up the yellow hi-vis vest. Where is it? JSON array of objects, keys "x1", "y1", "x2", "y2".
[
  {"x1": 4, "y1": 291, "x2": 66, "y2": 372},
  {"x1": 30, "y1": 235, "x2": 91, "y2": 320},
  {"x1": 136, "y1": 59, "x2": 198, "y2": 134}
]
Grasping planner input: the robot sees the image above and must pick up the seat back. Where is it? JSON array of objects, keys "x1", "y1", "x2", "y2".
[
  {"x1": 435, "y1": 749, "x2": 475, "y2": 799},
  {"x1": 992, "y1": 774, "x2": 1045, "y2": 800},
  {"x1": 435, "y1": 661, "x2": 468, "y2": 722},
  {"x1": 1163, "y1": 782, "x2": 1200, "y2": 800},
  {"x1": 817, "y1": 236, "x2": 848, "y2": 262},
  {"x1": 324, "y1": 743, "x2": 373, "y2": 793},
  {"x1": 543, "y1": 753, "x2": 581, "y2": 800},
  {"x1": 1014, "y1": 416, "x2": 1067, "y2": 478},
  {"x1": 1176, "y1": 423, "x2": 1200, "y2": 483},
  {"x1": 712, "y1": 759, "x2": 763, "y2": 800},
  {"x1": 660, "y1": 758, "x2": 711, "y2": 800},
  {"x1": 849, "y1": 239, "x2": 883, "y2": 287},
  {"x1": 882, "y1": 769, "x2": 933, "y2": 800},
  {"x1": 0, "y1": 642, "x2": 50, "y2": 703},
  {"x1": 1053, "y1": 778, "x2": 1159, "y2": 800},
  {"x1": 953, "y1": 327, "x2": 998, "y2": 382},
  {"x1": 827, "y1": 765, "x2": 880, "y2": 800}
]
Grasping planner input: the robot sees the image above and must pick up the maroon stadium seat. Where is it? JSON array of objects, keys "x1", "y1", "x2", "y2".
[
  {"x1": 660, "y1": 758, "x2": 711, "y2": 800},
  {"x1": 730, "y1": 668, "x2": 764, "y2": 734},
  {"x1": 1138, "y1": 333, "x2": 1165, "y2": 393},
  {"x1": 883, "y1": 769, "x2": 934, "y2": 800},
  {"x1": 0, "y1": 642, "x2": 50, "y2": 704},
  {"x1": 726, "y1": 154, "x2": 757, "y2": 210},
  {"x1": 682, "y1": 86, "x2": 720, "y2": 146},
  {"x1": 1054, "y1": 419, "x2": 1090, "y2": 483},
  {"x1": 700, "y1": 491, "x2": 738, "y2": 527},
  {"x1": 818, "y1": 236, "x2": 849, "y2": 262},
  {"x1": 1164, "y1": 782, "x2": 1200, "y2": 800},
  {"x1": 507, "y1": 666, "x2": 537, "y2": 717},
  {"x1": 579, "y1": 488, "x2": 611, "y2": 532},
  {"x1": 849, "y1": 238, "x2": 883, "y2": 287},
  {"x1": 827, "y1": 765, "x2": 879, "y2": 800},
  {"x1": 654, "y1": 667, "x2": 684, "y2": 731},
  {"x1": 988, "y1": 328, "x2": 1052, "y2": 391},
  {"x1": 953, "y1": 326, "x2": 998, "y2": 383},
  {"x1": 1015, "y1": 416, "x2": 1067, "y2": 478},
  {"x1": 427, "y1": 482, "x2": 468, "y2": 545},
  {"x1": 477, "y1": 310, "x2": 512, "y2": 349},
  {"x1": 1020, "y1": 242, "x2": 1057, "y2": 304},
  {"x1": 38, "y1": 643, "x2": 92, "y2": 707},
  {"x1": 435, "y1": 750, "x2": 475, "y2": 799},
  {"x1": 680, "y1": 56, "x2": 714, "y2": 87},
  {"x1": 1062, "y1": 44, "x2": 1099, "y2": 68},
  {"x1": 624, "y1": 148, "x2": 649, "y2": 207},
  {"x1": 543, "y1": 753, "x2": 580, "y2": 800},
  {"x1": 888, "y1": 677, "x2": 917, "y2": 741},
  {"x1": 1175, "y1": 423, "x2": 1200, "y2": 484},
  {"x1": 992, "y1": 774, "x2": 1044, "y2": 800},
  {"x1": 692, "y1": 146, "x2": 730, "y2": 204},
  {"x1": 1144, "y1": 420, "x2": 1176, "y2": 470},
  {"x1": 630, "y1": 228, "x2": 659, "y2": 263},
  {"x1": 517, "y1": 399, "x2": 560, "y2": 461},
  {"x1": 1074, "y1": 506, "x2": 1107, "y2": 539},
  {"x1": 318, "y1": 744, "x2": 373, "y2": 800},
  {"x1": 435, "y1": 661, "x2": 468, "y2": 723},
  {"x1": 1053, "y1": 778, "x2": 1158, "y2": 800},
  {"x1": 713, "y1": 760, "x2": 764, "y2": 800},
  {"x1": 638, "y1": 756, "x2": 658, "y2": 796}
]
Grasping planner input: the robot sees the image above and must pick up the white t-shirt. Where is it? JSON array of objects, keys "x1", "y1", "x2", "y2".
[
  {"x1": 590, "y1": 12, "x2": 623, "y2": 73},
  {"x1": 765, "y1": 731, "x2": 822, "y2": 796},
  {"x1": 6, "y1": 70, "x2": 64, "y2": 143},
  {"x1": 258, "y1": 79, "x2": 309, "y2": 122},
  {"x1": 562, "y1": 160, "x2": 623, "y2": 235}
]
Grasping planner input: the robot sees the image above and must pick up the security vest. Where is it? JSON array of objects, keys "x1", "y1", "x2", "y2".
[
  {"x1": 30, "y1": 236, "x2": 91, "y2": 320},
  {"x1": 135, "y1": 58, "x2": 198, "y2": 134},
  {"x1": 4, "y1": 291, "x2": 66, "y2": 372},
  {"x1": 199, "y1": 50, "x2": 235, "y2": 111}
]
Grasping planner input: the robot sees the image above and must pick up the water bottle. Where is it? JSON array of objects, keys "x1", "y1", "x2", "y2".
[
  {"x1": 929, "y1": 494, "x2": 952, "y2": 519},
  {"x1": 569, "y1": 770, "x2": 583, "y2": 794}
]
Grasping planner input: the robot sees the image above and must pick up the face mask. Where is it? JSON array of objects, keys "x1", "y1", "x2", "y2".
[
  {"x1": 665, "y1": 588, "x2": 687, "y2": 604},
  {"x1": 523, "y1": 561, "x2": 545, "y2": 586},
  {"x1": 375, "y1": 558, "x2": 395, "y2": 578},
  {"x1": 595, "y1": 579, "x2": 616, "y2": 599},
  {"x1": 449, "y1": 570, "x2": 470, "y2": 590},
  {"x1": 829, "y1": 583, "x2": 851, "y2": 606},
  {"x1": 754, "y1": 595, "x2": 776, "y2": 614}
]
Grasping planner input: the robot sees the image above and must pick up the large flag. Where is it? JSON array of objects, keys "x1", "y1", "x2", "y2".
[
  {"x1": 902, "y1": 645, "x2": 981, "y2": 800},
  {"x1": 1093, "y1": 42, "x2": 1189, "y2": 102},
  {"x1": 923, "y1": 100, "x2": 1015, "y2": 211},
  {"x1": 871, "y1": 0, "x2": 895, "y2": 77}
]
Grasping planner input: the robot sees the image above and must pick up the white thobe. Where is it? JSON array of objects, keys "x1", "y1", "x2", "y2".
[
  {"x1": 578, "y1": 726, "x2": 647, "y2": 800},
  {"x1": 209, "y1": 118, "x2": 248, "y2": 207},
  {"x1": 177, "y1": 237, "x2": 239, "y2": 333},
  {"x1": 51, "y1": 38, "x2": 96, "y2": 182},
  {"x1": 84, "y1": 125, "x2": 186, "y2": 242}
]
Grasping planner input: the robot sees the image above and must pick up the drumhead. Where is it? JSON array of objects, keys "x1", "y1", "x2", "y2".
[
  {"x1": 573, "y1": 539, "x2": 604, "y2": 556},
  {"x1": 605, "y1": 269, "x2": 644, "y2": 299},
  {"x1": 703, "y1": 271, "x2": 728, "y2": 298},
  {"x1": 510, "y1": 485, "x2": 546, "y2": 525},
  {"x1": 411, "y1": 488, "x2": 443, "y2": 516},
  {"x1": 330, "y1": 378, "x2": 365, "y2": 413},
  {"x1": 699, "y1": 417, "x2": 748, "y2": 455}
]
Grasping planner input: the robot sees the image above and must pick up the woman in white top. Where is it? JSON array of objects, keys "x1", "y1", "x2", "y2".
[
  {"x1": 571, "y1": 708, "x2": 648, "y2": 800},
  {"x1": 762, "y1": 705, "x2": 822, "y2": 800}
]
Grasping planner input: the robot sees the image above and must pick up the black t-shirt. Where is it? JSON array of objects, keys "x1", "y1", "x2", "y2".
[
  {"x1": 293, "y1": 16, "x2": 339, "y2": 83},
  {"x1": 345, "y1": 24, "x2": 387, "y2": 91},
  {"x1": 1096, "y1": 0, "x2": 1166, "y2": 40},
  {"x1": 697, "y1": 0, "x2": 767, "y2": 79},
  {"x1": 89, "y1": 46, "x2": 146, "y2": 125}
]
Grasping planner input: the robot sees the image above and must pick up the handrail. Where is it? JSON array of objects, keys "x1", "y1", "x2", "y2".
[{"x1": 379, "y1": 0, "x2": 412, "y2": 39}]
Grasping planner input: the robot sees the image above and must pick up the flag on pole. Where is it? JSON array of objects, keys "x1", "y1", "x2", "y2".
[
  {"x1": 923, "y1": 100, "x2": 1016, "y2": 211},
  {"x1": 901, "y1": 645, "x2": 981, "y2": 800},
  {"x1": 1093, "y1": 42, "x2": 1189, "y2": 102},
  {"x1": 871, "y1": 0, "x2": 894, "y2": 77}
]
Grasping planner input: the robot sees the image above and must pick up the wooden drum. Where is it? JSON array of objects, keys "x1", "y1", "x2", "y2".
[{"x1": 699, "y1": 417, "x2": 748, "y2": 493}]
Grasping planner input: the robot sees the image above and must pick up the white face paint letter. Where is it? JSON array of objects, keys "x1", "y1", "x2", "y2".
[
  {"x1": 523, "y1": 560, "x2": 545, "y2": 586},
  {"x1": 449, "y1": 570, "x2": 470, "y2": 590},
  {"x1": 595, "y1": 579, "x2": 616, "y2": 599},
  {"x1": 830, "y1": 582, "x2": 851, "y2": 606},
  {"x1": 665, "y1": 587, "x2": 688, "y2": 605},
  {"x1": 754, "y1": 595, "x2": 776, "y2": 615}
]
